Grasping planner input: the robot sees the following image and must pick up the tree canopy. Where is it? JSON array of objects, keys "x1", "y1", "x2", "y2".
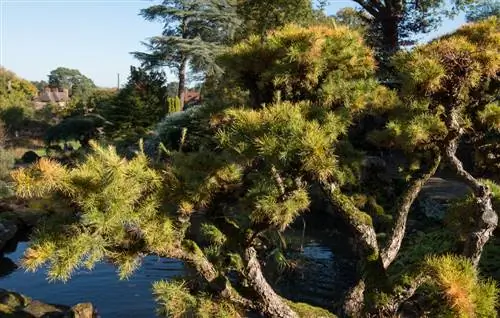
[
  {"x1": 0, "y1": 67, "x2": 38, "y2": 109},
  {"x1": 48, "y1": 67, "x2": 96, "y2": 100},
  {"x1": 133, "y1": 0, "x2": 240, "y2": 110}
]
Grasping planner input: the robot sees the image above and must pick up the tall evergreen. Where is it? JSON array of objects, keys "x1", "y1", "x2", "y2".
[{"x1": 133, "y1": 0, "x2": 239, "y2": 110}]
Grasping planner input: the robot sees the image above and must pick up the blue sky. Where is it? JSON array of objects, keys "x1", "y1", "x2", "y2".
[{"x1": 0, "y1": 0, "x2": 465, "y2": 88}]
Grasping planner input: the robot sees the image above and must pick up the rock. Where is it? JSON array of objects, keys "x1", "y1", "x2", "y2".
[
  {"x1": 21, "y1": 151, "x2": 40, "y2": 164},
  {"x1": 23, "y1": 300, "x2": 65, "y2": 317},
  {"x1": 0, "y1": 289, "x2": 95, "y2": 318},
  {"x1": 0, "y1": 289, "x2": 31, "y2": 308},
  {"x1": 0, "y1": 219, "x2": 17, "y2": 250},
  {"x1": 70, "y1": 303, "x2": 96, "y2": 318}
]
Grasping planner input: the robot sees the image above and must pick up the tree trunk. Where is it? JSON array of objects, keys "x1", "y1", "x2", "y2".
[
  {"x1": 380, "y1": 16, "x2": 399, "y2": 54},
  {"x1": 381, "y1": 151, "x2": 441, "y2": 268},
  {"x1": 320, "y1": 182, "x2": 388, "y2": 316},
  {"x1": 178, "y1": 57, "x2": 187, "y2": 111},
  {"x1": 343, "y1": 280, "x2": 366, "y2": 317},
  {"x1": 244, "y1": 247, "x2": 298, "y2": 318},
  {"x1": 443, "y1": 109, "x2": 498, "y2": 267}
]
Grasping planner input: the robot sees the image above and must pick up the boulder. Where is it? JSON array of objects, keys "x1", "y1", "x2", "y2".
[
  {"x1": 71, "y1": 302, "x2": 96, "y2": 318},
  {"x1": 21, "y1": 151, "x2": 40, "y2": 164},
  {"x1": 0, "y1": 219, "x2": 17, "y2": 250}
]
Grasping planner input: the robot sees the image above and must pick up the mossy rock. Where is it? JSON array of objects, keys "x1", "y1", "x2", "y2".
[{"x1": 287, "y1": 300, "x2": 337, "y2": 318}]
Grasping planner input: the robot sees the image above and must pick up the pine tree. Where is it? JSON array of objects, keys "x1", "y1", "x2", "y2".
[{"x1": 133, "y1": 0, "x2": 240, "y2": 110}]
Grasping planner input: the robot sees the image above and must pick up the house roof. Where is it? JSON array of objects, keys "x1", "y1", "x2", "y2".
[{"x1": 36, "y1": 88, "x2": 70, "y2": 103}]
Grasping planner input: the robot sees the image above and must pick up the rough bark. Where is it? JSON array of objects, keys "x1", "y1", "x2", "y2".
[
  {"x1": 343, "y1": 280, "x2": 366, "y2": 317},
  {"x1": 244, "y1": 247, "x2": 298, "y2": 318},
  {"x1": 443, "y1": 108, "x2": 498, "y2": 267},
  {"x1": 320, "y1": 182, "x2": 388, "y2": 316},
  {"x1": 381, "y1": 151, "x2": 441, "y2": 268}
]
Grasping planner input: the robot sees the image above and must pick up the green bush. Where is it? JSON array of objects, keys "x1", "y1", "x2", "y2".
[{"x1": 0, "y1": 106, "x2": 33, "y2": 131}]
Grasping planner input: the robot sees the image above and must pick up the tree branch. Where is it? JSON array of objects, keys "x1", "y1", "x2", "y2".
[
  {"x1": 244, "y1": 247, "x2": 298, "y2": 318},
  {"x1": 381, "y1": 150, "x2": 441, "y2": 268},
  {"x1": 443, "y1": 108, "x2": 498, "y2": 267}
]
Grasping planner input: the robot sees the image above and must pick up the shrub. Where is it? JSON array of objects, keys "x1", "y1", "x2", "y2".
[{"x1": 423, "y1": 254, "x2": 498, "y2": 318}]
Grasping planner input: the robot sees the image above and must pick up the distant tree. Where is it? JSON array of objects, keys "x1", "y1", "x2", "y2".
[
  {"x1": 466, "y1": 0, "x2": 500, "y2": 22},
  {"x1": 133, "y1": 0, "x2": 240, "y2": 110},
  {"x1": 0, "y1": 67, "x2": 38, "y2": 109},
  {"x1": 98, "y1": 66, "x2": 168, "y2": 135},
  {"x1": 31, "y1": 80, "x2": 49, "y2": 92},
  {"x1": 48, "y1": 67, "x2": 96, "y2": 100}
]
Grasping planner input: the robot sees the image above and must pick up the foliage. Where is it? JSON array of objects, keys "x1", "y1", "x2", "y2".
[
  {"x1": 371, "y1": 17, "x2": 500, "y2": 152},
  {"x1": 337, "y1": 0, "x2": 483, "y2": 61},
  {"x1": 389, "y1": 229, "x2": 458, "y2": 277},
  {"x1": 12, "y1": 142, "x2": 170, "y2": 281},
  {"x1": 0, "y1": 147, "x2": 15, "y2": 199},
  {"x1": 10, "y1": 19, "x2": 500, "y2": 318},
  {"x1": 0, "y1": 106, "x2": 34, "y2": 132},
  {"x1": 153, "y1": 280, "x2": 197, "y2": 317},
  {"x1": 221, "y1": 24, "x2": 395, "y2": 108},
  {"x1": 235, "y1": 0, "x2": 315, "y2": 39},
  {"x1": 153, "y1": 280, "x2": 242, "y2": 318},
  {"x1": 286, "y1": 300, "x2": 337, "y2": 318},
  {"x1": 0, "y1": 67, "x2": 38, "y2": 109},
  {"x1": 423, "y1": 255, "x2": 498, "y2": 318}
]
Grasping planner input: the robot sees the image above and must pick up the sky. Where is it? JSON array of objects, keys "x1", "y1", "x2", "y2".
[{"x1": 0, "y1": 0, "x2": 466, "y2": 88}]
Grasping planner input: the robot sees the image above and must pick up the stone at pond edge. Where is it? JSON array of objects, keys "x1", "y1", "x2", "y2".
[
  {"x1": 70, "y1": 303, "x2": 95, "y2": 318},
  {"x1": 0, "y1": 289, "x2": 97, "y2": 318}
]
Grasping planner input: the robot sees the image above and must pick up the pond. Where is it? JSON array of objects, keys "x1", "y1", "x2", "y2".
[
  {"x1": 0, "y1": 230, "x2": 355, "y2": 317},
  {"x1": 0, "y1": 239, "x2": 184, "y2": 317}
]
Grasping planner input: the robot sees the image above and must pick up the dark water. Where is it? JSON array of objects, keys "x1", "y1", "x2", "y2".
[
  {"x1": 0, "y1": 240, "x2": 184, "y2": 317},
  {"x1": 0, "y1": 232, "x2": 353, "y2": 317}
]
